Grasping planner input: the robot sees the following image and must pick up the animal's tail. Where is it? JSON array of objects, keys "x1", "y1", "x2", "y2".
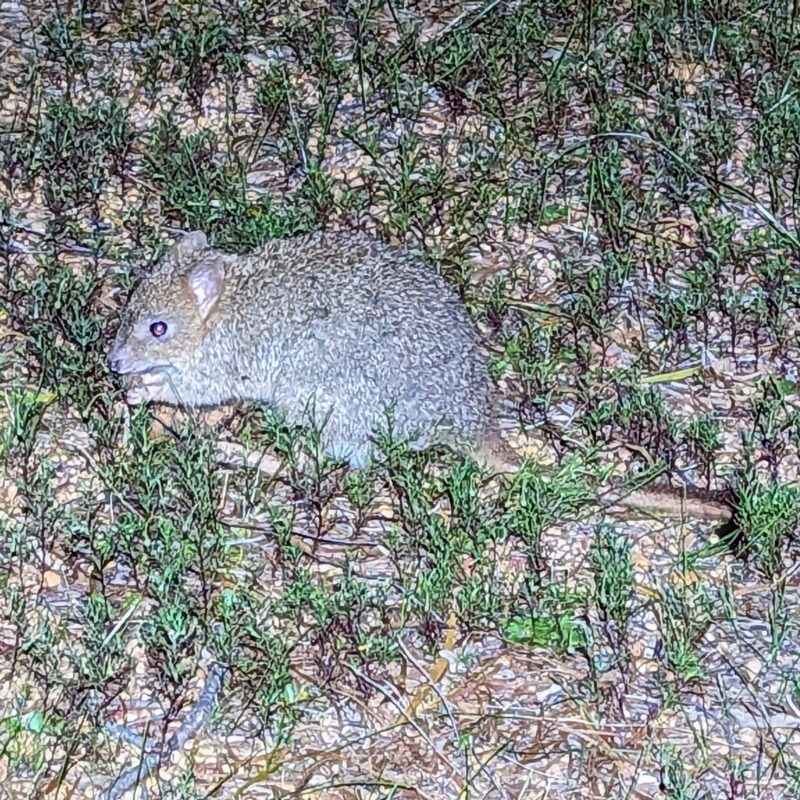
[
  {"x1": 466, "y1": 389, "x2": 521, "y2": 473},
  {"x1": 598, "y1": 483, "x2": 735, "y2": 522}
]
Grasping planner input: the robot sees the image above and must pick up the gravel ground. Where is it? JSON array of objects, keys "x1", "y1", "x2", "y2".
[{"x1": 1, "y1": 1, "x2": 800, "y2": 798}]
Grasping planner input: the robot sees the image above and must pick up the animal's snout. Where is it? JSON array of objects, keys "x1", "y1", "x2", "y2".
[{"x1": 107, "y1": 348, "x2": 128, "y2": 374}]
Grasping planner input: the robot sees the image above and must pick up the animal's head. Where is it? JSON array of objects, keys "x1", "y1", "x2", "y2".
[{"x1": 107, "y1": 231, "x2": 226, "y2": 393}]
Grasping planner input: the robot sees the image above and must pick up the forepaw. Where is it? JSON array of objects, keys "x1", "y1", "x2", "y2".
[{"x1": 121, "y1": 372, "x2": 174, "y2": 405}]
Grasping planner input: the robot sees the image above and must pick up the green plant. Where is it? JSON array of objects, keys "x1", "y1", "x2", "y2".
[
  {"x1": 2, "y1": 97, "x2": 133, "y2": 214},
  {"x1": 589, "y1": 523, "x2": 635, "y2": 642},
  {"x1": 656, "y1": 578, "x2": 713, "y2": 685}
]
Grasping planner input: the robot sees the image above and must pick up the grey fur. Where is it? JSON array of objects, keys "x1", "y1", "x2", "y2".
[{"x1": 108, "y1": 230, "x2": 518, "y2": 470}]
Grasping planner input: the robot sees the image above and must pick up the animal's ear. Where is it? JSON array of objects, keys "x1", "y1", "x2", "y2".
[
  {"x1": 153, "y1": 231, "x2": 208, "y2": 276},
  {"x1": 186, "y1": 260, "x2": 224, "y2": 320},
  {"x1": 171, "y1": 230, "x2": 208, "y2": 259}
]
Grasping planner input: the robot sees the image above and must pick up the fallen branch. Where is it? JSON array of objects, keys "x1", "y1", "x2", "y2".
[{"x1": 99, "y1": 662, "x2": 227, "y2": 800}]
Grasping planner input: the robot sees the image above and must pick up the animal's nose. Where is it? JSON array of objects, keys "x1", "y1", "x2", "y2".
[{"x1": 108, "y1": 350, "x2": 124, "y2": 373}]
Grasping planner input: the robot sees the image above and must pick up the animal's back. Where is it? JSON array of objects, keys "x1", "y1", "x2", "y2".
[
  {"x1": 223, "y1": 232, "x2": 465, "y2": 330},
  {"x1": 215, "y1": 231, "x2": 495, "y2": 457}
]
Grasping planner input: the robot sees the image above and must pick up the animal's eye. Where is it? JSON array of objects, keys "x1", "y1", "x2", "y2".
[{"x1": 149, "y1": 321, "x2": 168, "y2": 338}]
